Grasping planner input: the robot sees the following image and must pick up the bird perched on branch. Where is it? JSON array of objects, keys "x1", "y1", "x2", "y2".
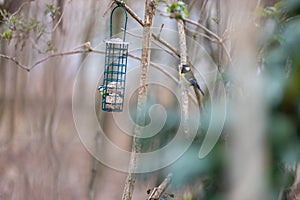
[{"x1": 181, "y1": 64, "x2": 205, "y2": 96}]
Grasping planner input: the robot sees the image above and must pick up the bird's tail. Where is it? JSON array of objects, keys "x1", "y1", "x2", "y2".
[
  {"x1": 190, "y1": 79, "x2": 205, "y2": 96},
  {"x1": 193, "y1": 87, "x2": 203, "y2": 109},
  {"x1": 196, "y1": 84, "x2": 205, "y2": 96}
]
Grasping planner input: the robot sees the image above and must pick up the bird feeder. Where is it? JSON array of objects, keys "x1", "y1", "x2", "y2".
[{"x1": 101, "y1": 4, "x2": 128, "y2": 112}]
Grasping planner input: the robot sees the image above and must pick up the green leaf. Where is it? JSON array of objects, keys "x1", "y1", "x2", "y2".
[
  {"x1": 273, "y1": 34, "x2": 284, "y2": 45},
  {"x1": 212, "y1": 17, "x2": 219, "y2": 24},
  {"x1": 274, "y1": 0, "x2": 285, "y2": 10},
  {"x1": 166, "y1": 7, "x2": 171, "y2": 13},
  {"x1": 169, "y1": 193, "x2": 175, "y2": 198},
  {"x1": 2, "y1": 29, "x2": 13, "y2": 43}
]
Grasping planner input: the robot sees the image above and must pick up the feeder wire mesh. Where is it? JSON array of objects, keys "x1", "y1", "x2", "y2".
[{"x1": 100, "y1": 5, "x2": 128, "y2": 112}]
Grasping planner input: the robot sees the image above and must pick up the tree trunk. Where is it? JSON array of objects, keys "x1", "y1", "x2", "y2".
[{"x1": 121, "y1": 0, "x2": 156, "y2": 200}]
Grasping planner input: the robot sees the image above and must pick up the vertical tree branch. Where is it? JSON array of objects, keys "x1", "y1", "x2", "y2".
[
  {"x1": 121, "y1": 1, "x2": 156, "y2": 200},
  {"x1": 198, "y1": 0, "x2": 208, "y2": 24},
  {"x1": 217, "y1": 0, "x2": 223, "y2": 72},
  {"x1": 88, "y1": 131, "x2": 101, "y2": 200},
  {"x1": 177, "y1": 19, "x2": 190, "y2": 135}
]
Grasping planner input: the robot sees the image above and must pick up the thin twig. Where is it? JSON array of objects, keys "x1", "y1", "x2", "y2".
[
  {"x1": 184, "y1": 18, "x2": 232, "y2": 61},
  {"x1": 113, "y1": 0, "x2": 144, "y2": 27},
  {"x1": 152, "y1": 40, "x2": 179, "y2": 59},
  {"x1": 121, "y1": 28, "x2": 143, "y2": 38},
  {"x1": 123, "y1": 28, "x2": 179, "y2": 59},
  {"x1": 11, "y1": 2, "x2": 29, "y2": 16},
  {"x1": 88, "y1": 131, "x2": 101, "y2": 200},
  {"x1": 198, "y1": 0, "x2": 208, "y2": 24},
  {"x1": 217, "y1": 0, "x2": 222, "y2": 72},
  {"x1": 103, "y1": 0, "x2": 115, "y2": 17},
  {"x1": 188, "y1": 0, "x2": 198, "y2": 12},
  {"x1": 256, "y1": 0, "x2": 261, "y2": 9},
  {"x1": 128, "y1": 53, "x2": 198, "y2": 105},
  {"x1": 29, "y1": 37, "x2": 45, "y2": 54},
  {"x1": 30, "y1": 49, "x2": 94, "y2": 70},
  {"x1": 1, "y1": 42, "x2": 198, "y2": 105},
  {"x1": 184, "y1": 17, "x2": 220, "y2": 41},
  {"x1": 158, "y1": 10, "x2": 232, "y2": 61},
  {"x1": 147, "y1": 173, "x2": 172, "y2": 200},
  {"x1": 185, "y1": 26, "x2": 216, "y2": 42},
  {"x1": 52, "y1": 0, "x2": 72, "y2": 32},
  {"x1": 0, "y1": 53, "x2": 30, "y2": 71},
  {"x1": 129, "y1": 53, "x2": 177, "y2": 83},
  {"x1": 220, "y1": 40, "x2": 232, "y2": 62},
  {"x1": 157, "y1": 23, "x2": 164, "y2": 39},
  {"x1": 152, "y1": 33, "x2": 180, "y2": 57},
  {"x1": 123, "y1": 28, "x2": 179, "y2": 58}
]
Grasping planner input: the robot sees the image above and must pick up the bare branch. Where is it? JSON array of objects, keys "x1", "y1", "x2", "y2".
[
  {"x1": 147, "y1": 173, "x2": 172, "y2": 200},
  {"x1": 0, "y1": 53, "x2": 30, "y2": 71},
  {"x1": 184, "y1": 18, "x2": 232, "y2": 62},
  {"x1": 121, "y1": 28, "x2": 143, "y2": 38},
  {"x1": 113, "y1": 0, "x2": 144, "y2": 27},
  {"x1": 157, "y1": 8, "x2": 232, "y2": 62},
  {"x1": 188, "y1": 0, "x2": 198, "y2": 12},
  {"x1": 185, "y1": 26, "x2": 216, "y2": 43},
  {"x1": 11, "y1": 2, "x2": 29, "y2": 16},
  {"x1": 124, "y1": 28, "x2": 178, "y2": 59},
  {"x1": 30, "y1": 49, "x2": 93, "y2": 70},
  {"x1": 0, "y1": 41, "x2": 104, "y2": 72},
  {"x1": 220, "y1": 40, "x2": 232, "y2": 62},
  {"x1": 121, "y1": 0, "x2": 156, "y2": 199},
  {"x1": 184, "y1": 17, "x2": 220, "y2": 42},
  {"x1": 217, "y1": 0, "x2": 222, "y2": 71},
  {"x1": 178, "y1": 18, "x2": 191, "y2": 135},
  {"x1": 1, "y1": 41, "x2": 199, "y2": 107},
  {"x1": 157, "y1": 23, "x2": 164, "y2": 39},
  {"x1": 198, "y1": 0, "x2": 208, "y2": 24},
  {"x1": 123, "y1": 27, "x2": 180, "y2": 59},
  {"x1": 88, "y1": 131, "x2": 101, "y2": 200},
  {"x1": 152, "y1": 32, "x2": 180, "y2": 57},
  {"x1": 52, "y1": 0, "x2": 72, "y2": 32},
  {"x1": 29, "y1": 37, "x2": 45, "y2": 54},
  {"x1": 103, "y1": 0, "x2": 115, "y2": 17},
  {"x1": 129, "y1": 53, "x2": 198, "y2": 105},
  {"x1": 256, "y1": 0, "x2": 261, "y2": 9}
]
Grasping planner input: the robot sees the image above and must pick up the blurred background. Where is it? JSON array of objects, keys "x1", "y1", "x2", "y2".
[{"x1": 0, "y1": 0, "x2": 299, "y2": 199}]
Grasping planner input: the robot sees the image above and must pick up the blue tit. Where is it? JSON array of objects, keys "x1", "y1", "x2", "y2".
[
  {"x1": 181, "y1": 64, "x2": 205, "y2": 96},
  {"x1": 98, "y1": 85, "x2": 107, "y2": 96}
]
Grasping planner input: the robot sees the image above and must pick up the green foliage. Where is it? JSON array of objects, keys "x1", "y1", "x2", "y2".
[
  {"x1": 0, "y1": 3, "x2": 59, "y2": 52},
  {"x1": 0, "y1": 8, "x2": 45, "y2": 44},
  {"x1": 165, "y1": 0, "x2": 300, "y2": 199},
  {"x1": 46, "y1": 40, "x2": 57, "y2": 52},
  {"x1": 168, "y1": 193, "x2": 175, "y2": 198},
  {"x1": 44, "y1": 3, "x2": 61, "y2": 20},
  {"x1": 211, "y1": 17, "x2": 219, "y2": 24},
  {"x1": 166, "y1": 1, "x2": 189, "y2": 20},
  {"x1": 2, "y1": 29, "x2": 12, "y2": 42},
  {"x1": 256, "y1": 5, "x2": 280, "y2": 17},
  {"x1": 261, "y1": 0, "x2": 300, "y2": 197},
  {"x1": 273, "y1": 34, "x2": 284, "y2": 45}
]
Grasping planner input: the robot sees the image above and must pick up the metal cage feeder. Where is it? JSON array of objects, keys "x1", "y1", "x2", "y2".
[{"x1": 101, "y1": 5, "x2": 128, "y2": 112}]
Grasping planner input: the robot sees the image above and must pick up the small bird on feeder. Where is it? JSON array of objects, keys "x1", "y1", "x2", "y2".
[
  {"x1": 181, "y1": 64, "x2": 205, "y2": 96},
  {"x1": 98, "y1": 85, "x2": 107, "y2": 96}
]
